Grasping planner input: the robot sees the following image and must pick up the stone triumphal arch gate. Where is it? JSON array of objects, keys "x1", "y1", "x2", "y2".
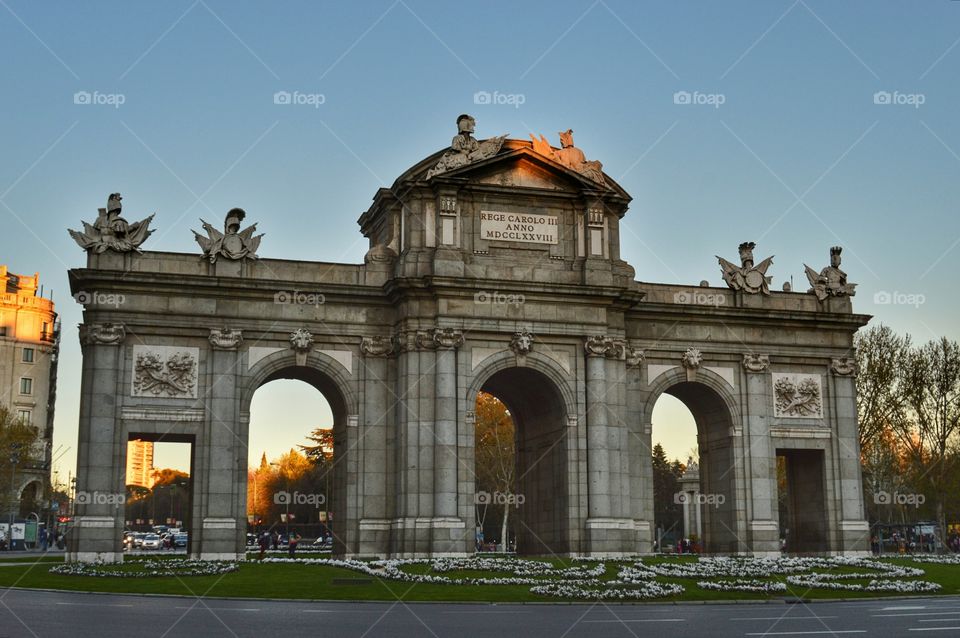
[{"x1": 67, "y1": 116, "x2": 870, "y2": 562}]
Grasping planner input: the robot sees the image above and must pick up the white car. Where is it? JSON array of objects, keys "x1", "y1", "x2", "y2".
[{"x1": 141, "y1": 534, "x2": 161, "y2": 550}]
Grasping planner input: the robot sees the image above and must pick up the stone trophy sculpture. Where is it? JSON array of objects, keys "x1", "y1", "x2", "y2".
[
  {"x1": 193, "y1": 208, "x2": 263, "y2": 263},
  {"x1": 804, "y1": 246, "x2": 857, "y2": 301},
  {"x1": 529, "y1": 129, "x2": 606, "y2": 186},
  {"x1": 68, "y1": 193, "x2": 155, "y2": 253},
  {"x1": 717, "y1": 241, "x2": 774, "y2": 295},
  {"x1": 426, "y1": 114, "x2": 507, "y2": 178}
]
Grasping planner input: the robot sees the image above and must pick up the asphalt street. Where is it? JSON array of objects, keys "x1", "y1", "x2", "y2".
[{"x1": 1, "y1": 590, "x2": 959, "y2": 637}]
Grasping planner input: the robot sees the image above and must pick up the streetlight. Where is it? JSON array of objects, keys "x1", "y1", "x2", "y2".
[{"x1": 8, "y1": 443, "x2": 22, "y2": 534}]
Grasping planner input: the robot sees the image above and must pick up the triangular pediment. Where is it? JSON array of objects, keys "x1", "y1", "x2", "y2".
[{"x1": 395, "y1": 139, "x2": 631, "y2": 202}]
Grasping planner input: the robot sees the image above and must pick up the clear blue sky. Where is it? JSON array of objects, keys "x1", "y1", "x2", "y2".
[{"x1": 2, "y1": 1, "x2": 958, "y2": 478}]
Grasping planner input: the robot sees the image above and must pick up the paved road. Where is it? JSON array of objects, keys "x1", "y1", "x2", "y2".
[{"x1": 0, "y1": 589, "x2": 958, "y2": 637}]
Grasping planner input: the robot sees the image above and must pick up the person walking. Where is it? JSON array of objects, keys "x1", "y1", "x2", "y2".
[
  {"x1": 288, "y1": 532, "x2": 301, "y2": 558},
  {"x1": 258, "y1": 531, "x2": 269, "y2": 560},
  {"x1": 39, "y1": 528, "x2": 48, "y2": 552}
]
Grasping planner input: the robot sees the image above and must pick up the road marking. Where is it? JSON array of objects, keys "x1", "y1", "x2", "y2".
[
  {"x1": 583, "y1": 619, "x2": 685, "y2": 623},
  {"x1": 908, "y1": 629, "x2": 960, "y2": 632},
  {"x1": 732, "y1": 617, "x2": 837, "y2": 621},
  {"x1": 875, "y1": 612, "x2": 960, "y2": 618},
  {"x1": 881, "y1": 606, "x2": 928, "y2": 611},
  {"x1": 441, "y1": 611, "x2": 531, "y2": 614},
  {"x1": 745, "y1": 632, "x2": 865, "y2": 636},
  {"x1": 172, "y1": 606, "x2": 259, "y2": 611},
  {"x1": 55, "y1": 602, "x2": 134, "y2": 607}
]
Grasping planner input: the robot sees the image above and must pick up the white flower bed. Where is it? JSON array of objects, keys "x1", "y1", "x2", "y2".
[
  {"x1": 50, "y1": 558, "x2": 238, "y2": 578},
  {"x1": 529, "y1": 581, "x2": 684, "y2": 600},
  {"x1": 697, "y1": 579, "x2": 787, "y2": 593}
]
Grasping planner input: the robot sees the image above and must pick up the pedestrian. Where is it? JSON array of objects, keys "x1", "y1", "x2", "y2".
[
  {"x1": 288, "y1": 532, "x2": 301, "y2": 558},
  {"x1": 271, "y1": 531, "x2": 279, "y2": 550},
  {"x1": 258, "y1": 532, "x2": 269, "y2": 560},
  {"x1": 39, "y1": 528, "x2": 48, "y2": 552}
]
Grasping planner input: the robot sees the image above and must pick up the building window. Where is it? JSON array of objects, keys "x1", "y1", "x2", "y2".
[
  {"x1": 17, "y1": 410, "x2": 31, "y2": 425},
  {"x1": 22, "y1": 347, "x2": 35, "y2": 363},
  {"x1": 19, "y1": 377, "x2": 33, "y2": 395}
]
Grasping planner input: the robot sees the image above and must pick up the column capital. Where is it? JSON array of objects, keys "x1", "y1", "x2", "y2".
[
  {"x1": 81, "y1": 322, "x2": 125, "y2": 346},
  {"x1": 209, "y1": 327, "x2": 243, "y2": 350},
  {"x1": 741, "y1": 353, "x2": 770, "y2": 373},
  {"x1": 360, "y1": 335, "x2": 397, "y2": 357}
]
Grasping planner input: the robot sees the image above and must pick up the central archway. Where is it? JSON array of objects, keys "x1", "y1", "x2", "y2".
[
  {"x1": 242, "y1": 351, "x2": 356, "y2": 556},
  {"x1": 474, "y1": 366, "x2": 570, "y2": 555}
]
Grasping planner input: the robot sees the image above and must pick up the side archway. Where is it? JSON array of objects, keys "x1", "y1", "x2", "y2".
[{"x1": 644, "y1": 367, "x2": 745, "y2": 553}]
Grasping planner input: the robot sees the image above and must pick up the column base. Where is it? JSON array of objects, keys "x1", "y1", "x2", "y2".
[{"x1": 584, "y1": 517, "x2": 637, "y2": 556}]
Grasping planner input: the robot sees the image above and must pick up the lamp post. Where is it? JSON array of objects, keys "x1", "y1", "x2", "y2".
[{"x1": 8, "y1": 443, "x2": 22, "y2": 533}]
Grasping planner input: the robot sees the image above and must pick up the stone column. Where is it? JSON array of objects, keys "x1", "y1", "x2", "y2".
[
  {"x1": 198, "y1": 328, "x2": 244, "y2": 560},
  {"x1": 830, "y1": 357, "x2": 869, "y2": 554},
  {"x1": 742, "y1": 354, "x2": 780, "y2": 556},
  {"x1": 70, "y1": 323, "x2": 127, "y2": 563},
  {"x1": 582, "y1": 336, "x2": 635, "y2": 555},
  {"x1": 432, "y1": 328, "x2": 465, "y2": 554},
  {"x1": 358, "y1": 336, "x2": 394, "y2": 555}
]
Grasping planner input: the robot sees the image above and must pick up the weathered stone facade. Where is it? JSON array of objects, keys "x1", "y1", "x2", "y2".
[{"x1": 67, "y1": 126, "x2": 870, "y2": 562}]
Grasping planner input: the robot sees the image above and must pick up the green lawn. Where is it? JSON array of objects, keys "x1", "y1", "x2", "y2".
[{"x1": 0, "y1": 555, "x2": 957, "y2": 603}]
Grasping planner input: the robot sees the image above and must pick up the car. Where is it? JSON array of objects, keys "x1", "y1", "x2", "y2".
[
  {"x1": 141, "y1": 534, "x2": 161, "y2": 550},
  {"x1": 132, "y1": 532, "x2": 147, "y2": 548},
  {"x1": 246, "y1": 533, "x2": 258, "y2": 547},
  {"x1": 174, "y1": 533, "x2": 188, "y2": 548}
]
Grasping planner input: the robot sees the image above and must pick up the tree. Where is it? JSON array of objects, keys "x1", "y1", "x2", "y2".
[
  {"x1": 474, "y1": 392, "x2": 515, "y2": 551},
  {"x1": 300, "y1": 427, "x2": 334, "y2": 465},
  {"x1": 896, "y1": 338, "x2": 960, "y2": 546},
  {"x1": 855, "y1": 325, "x2": 910, "y2": 452},
  {"x1": 652, "y1": 443, "x2": 683, "y2": 543},
  {"x1": 0, "y1": 405, "x2": 42, "y2": 517}
]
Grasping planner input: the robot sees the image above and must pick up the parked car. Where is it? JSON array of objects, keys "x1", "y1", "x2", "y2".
[
  {"x1": 174, "y1": 533, "x2": 188, "y2": 548},
  {"x1": 141, "y1": 534, "x2": 161, "y2": 550}
]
